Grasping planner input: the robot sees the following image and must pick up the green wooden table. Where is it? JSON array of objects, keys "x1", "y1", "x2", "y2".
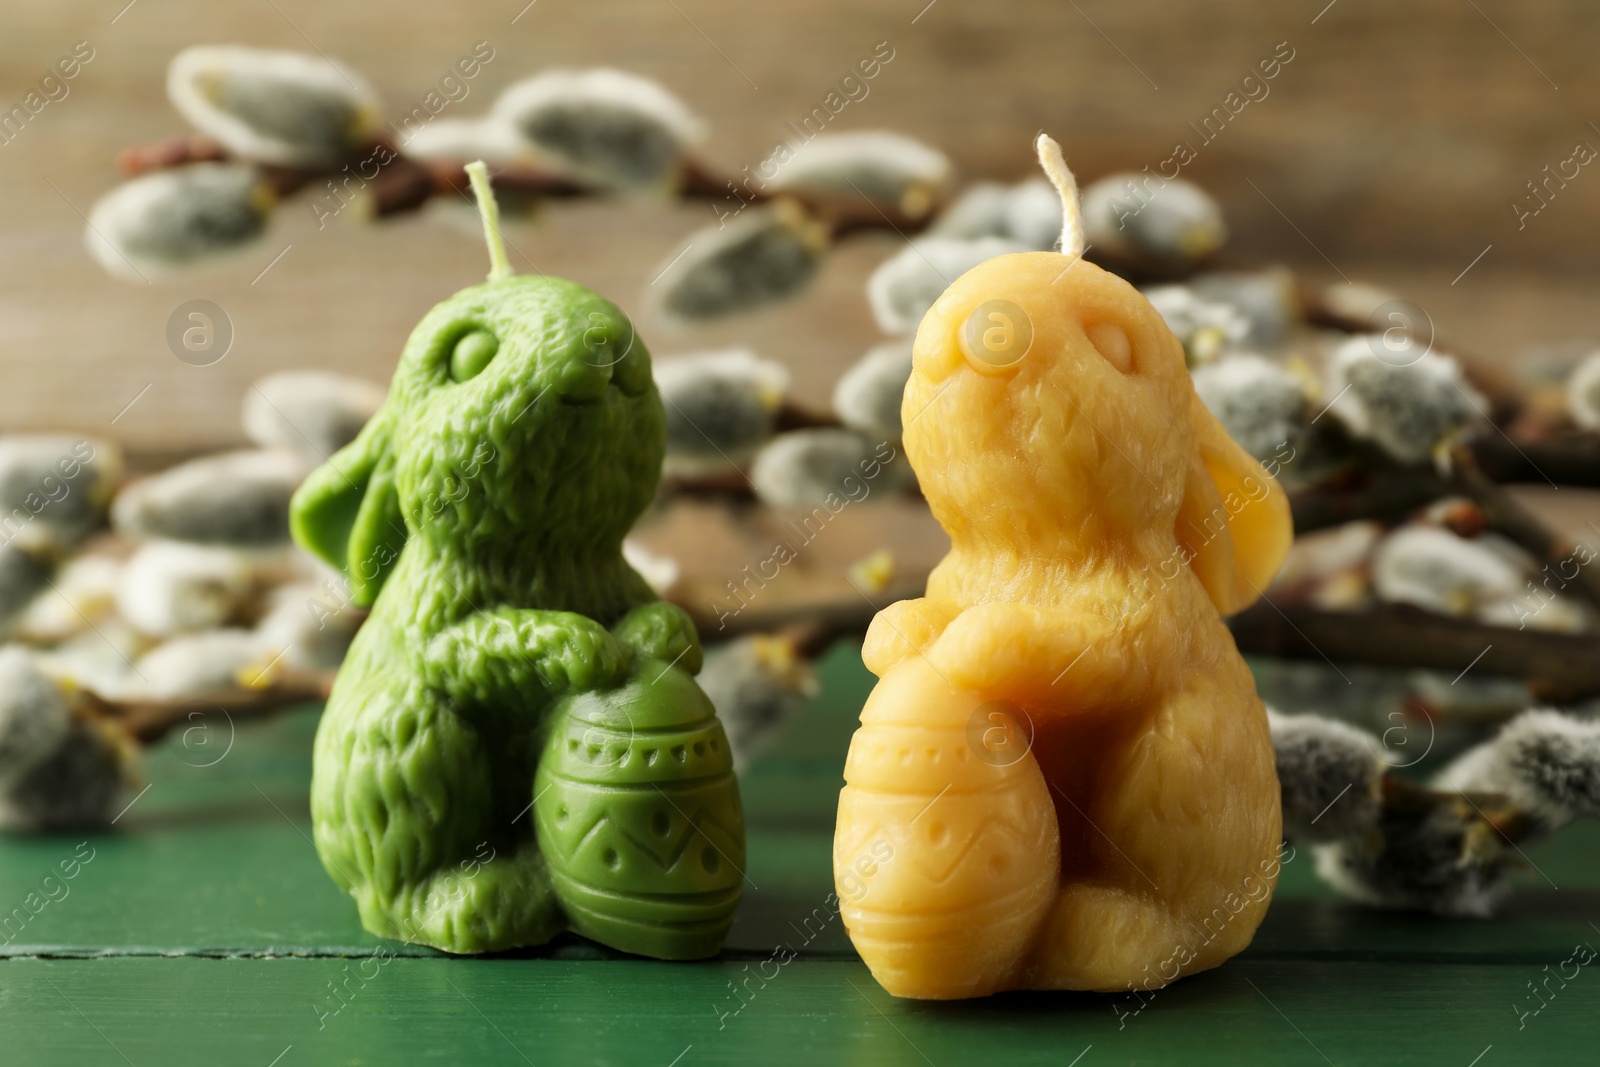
[{"x1": 1, "y1": 643, "x2": 1594, "y2": 1066}]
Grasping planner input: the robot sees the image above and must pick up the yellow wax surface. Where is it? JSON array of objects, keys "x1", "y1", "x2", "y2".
[{"x1": 834, "y1": 251, "x2": 1293, "y2": 999}]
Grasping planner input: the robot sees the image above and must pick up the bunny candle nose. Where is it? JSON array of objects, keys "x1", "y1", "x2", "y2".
[{"x1": 553, "y1": 355, "x2": 614, "y2": 402}]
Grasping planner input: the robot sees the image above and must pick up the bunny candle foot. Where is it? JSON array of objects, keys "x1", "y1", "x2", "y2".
[
  {"x1": 290, "y1": 163, "x2": 744, "y2": 959},
  {"x1": 835, "y1": 136, "x2": 1292, "y2": 998}
]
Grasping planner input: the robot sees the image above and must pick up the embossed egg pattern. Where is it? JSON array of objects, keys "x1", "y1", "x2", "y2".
[{"x1": 534, "y1": 657, "x2": 746, "y2": 960}]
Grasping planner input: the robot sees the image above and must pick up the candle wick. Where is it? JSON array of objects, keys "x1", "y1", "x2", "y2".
[
  {"x1": 465, "y1": 160, "x2": 514, "y2": 282},
  {"x1": 1035, "y1": 134, "x2": 1085, "y2": 259}
]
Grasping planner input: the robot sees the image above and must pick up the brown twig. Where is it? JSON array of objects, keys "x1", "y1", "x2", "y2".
[
  {"x1": 1228, "y1": 600, "x2": 1600, "y2": 700},
  {"x1": 112, "y1": 136, "x2": 946, "y2": 238},
  {"x1": 1287, "y1": 466, "x2": 1449, "y2": 534},
  {"x1": 1468, "y1": 431, "x2": 1600, "y2": 489},
  {"x1": 1447, "y1": 440, "x2": 1600, "y2": 611},
  {"x1": 81, "y1": 671, "x2": 335, "y2": 746}
]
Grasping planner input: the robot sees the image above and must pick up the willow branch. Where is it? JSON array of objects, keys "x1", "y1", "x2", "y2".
[
  {"x1": 1446, "y1": 441, "x2": 1600, "y2": 611},
  {"x1": 113, "y1": 136, "x2": 945, "y2": 238},
  {"x1": 1227, "y1": 600, "x2": 1600, "y2": 700},
  {"x1": 81, "y1": 671, "x2": 336, "y2": 746}
]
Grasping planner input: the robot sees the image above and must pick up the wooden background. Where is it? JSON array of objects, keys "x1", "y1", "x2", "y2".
[{"x1": 1, "y1": 0, "x2": 1598, "y2": 451}]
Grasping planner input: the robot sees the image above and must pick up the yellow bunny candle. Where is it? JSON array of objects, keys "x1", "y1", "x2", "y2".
[{"x1": 833, "y1": 135, "x2": 1294, "y2": 999}]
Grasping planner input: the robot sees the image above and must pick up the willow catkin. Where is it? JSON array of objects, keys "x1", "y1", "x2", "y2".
[
  {"x1": 1565, "y1": 350, "x2": 1600, "y2": 431},
  {"x1": 750, "y1": 428, "x2": 905, "y2": 508},
  {"x1": 0, "y1": 436, "x2": 120, "y2": 548},
  {"x1": 654, "y1": 348, "x2": 788, "y2": 474},
  {"x1": 1081, "y1": 172, "x2": 1227, "y2": 264},
  {"x1": 1188, "y1": 268, "x2": 1300, "y2": 352},
  {"x1": 493, "y1": 68, "x2": 704, "y2": 192},
  {"x1": 833, "y1": 339, "x2": 913, "y2": 442},
  {"x1": 765, "y1": 130, "x2": 949, "y2": 209},
  {"x1": 112, "y1": 449, "x2": 302, "y2": 546},
  {"x1": 242, "y1": 371, "x2": 386, "y2": 468},
  {"x1": 114, "y1": 541, "x2": 255, "y2": 638},
  {"x1": 1191, "y1": 354, "x2": 1309, "y2": 464},
  {"x1": 167, "y1": 45, "x2": 382, "y2": 167},
  {"x1": 1435, "y1": 709, "x2": 1600, "y2": 828},
  {"x1": 1143, "y1": 284, "x2": 1250, "y2": 366},
  {"x1": 865, "y1": 236, "x2": 1026, "y2": 335},
  {"x1": 86, "y1": 163, "x2": 273, "y2": 279},
  {"x1": 654, "y1": 203, "x2": 829, "y2": 322},
  {"x1": 1327, "y1": 338, "x2": 1485, "y2": 465},
  {"x1": 699, "y1": 635, "x2": 818, "y2": 771},
  {"x1": 0, "y1": 645, "x2": 74, "y2": 791},
  {"x1": 129, "y1": 628, "x2": 265, "y2": 701},
  {"x1": 1267, "y1": 707, "x2": 1389, "y2": 843}
]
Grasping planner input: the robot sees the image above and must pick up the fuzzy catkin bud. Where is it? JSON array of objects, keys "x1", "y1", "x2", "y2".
[
  {"x1": 765, "y1": 131, "x2": 949, "y2": 212},
  {"x1": 15, "y1": 556, "x2": 120, "y2": 645},
  {"x1": 254, "y1": 583, "x2": 362, "y2": 674},
  {"x1": 750, "y1": 429, "x2": 905, "y2": 508},
  {"x1": 398, "y1": 117, "x2": 527, "y2": 166},
  {"x1": 0, "y1": 544, "x2": 53, "y2": 640},
  {"x1": 1327, "y1": 338, "x2": 1485, "y2": 465},
  {"x1": 168, "y1": 45, "x2": 382, "y2": 167},
  {"x1": 654, "y1": 349, "x2": 789, "y2": 475},
  {"x1": 0, "y1": 718, "x2": 128, "y2": 832},
  {"x1": 0, "y1": 436, "x2": 121, "y2": 549},
  {"x1": 493, "y1": 68, "x2": 704, "y2": 192},
  {"x1": 699, "y1": 635, "x2": 818, "y2": 771},
  {"x1": 1565, "y1": 351, "x2": 1600, "y2": 431},
  {"x1": 130, "y1": 628, "x2": 267, "y2": 700},
  {"x1": 1311, "y1": 799, "x2": 1515, "y2": 918},
  {"x1": 1268, "y1": 707, "x2": 1389, "y2": 843},
  {"x1": 115, "y1": 542, "x2": 255, "y2": 638},
  {"x1": 928, "y1": 182, "x2": 1012, "y2": 241},
  {"x1": 1434, "y1": 709, "x2": 1600, "y2": 829},
  {"x1": 0, "y1": 645, "x2": 74, "y2": 791},
  {"x1": 866, "y1": 236, "x2": 1027, "y2": 335},
  {"x1": 1082, "y1": 173, "x2": 1226, "y2": 264},
  {"x1": 242, "y1": 372, "x2": 386, "y2": 469},
  {"x1": 1143, "y1": 284, "x2": 1250, "y2": 367},
  {"x1": 654, "y1": 204, "x2": 829, "y2": 322},
  {"x1": 1191, "y1": 355, "x2": 1309, "y2": 464},
  {"x1": 112, "y1": 449, "x2": 303, "y2": 547},
  {"x1": 86, "y1": 164, "x2": 273, "y2": 280},
  {"x1": 621, "y1": 540, "x2": 680, "y2": 596},
  {"x1": 833, "y1": 339, "x2": 913, "y2": 442},
  {"x1": 1188, "y1": 269, "x2": 1300, "y2": 352},
  {"x1": 1370, "y1": 526, "x2": 1526, "y2": 619}
]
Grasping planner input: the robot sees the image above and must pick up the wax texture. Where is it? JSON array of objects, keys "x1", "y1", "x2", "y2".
[
  {"x1": 290, "y1": 276, "x2": 744, "y2": 957},
  {"x1": 835, "y1": 251, "x2": 1292, "y2": 998}
]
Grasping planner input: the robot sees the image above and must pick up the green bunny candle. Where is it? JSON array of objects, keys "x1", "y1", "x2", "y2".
[{"x1": 290, "y1": 163, "x2": 745, "y2": 957}]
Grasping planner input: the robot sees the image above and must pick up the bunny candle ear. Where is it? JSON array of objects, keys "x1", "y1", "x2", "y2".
[
  {"x1": 1176, "y1": 390, "x2": 1294, "y2": 616},
  {"x1": 289, "y1": 406, "x2": 408, "y2": 607}
]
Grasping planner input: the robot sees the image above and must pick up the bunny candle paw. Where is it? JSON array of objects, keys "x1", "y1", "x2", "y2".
[
  {"x1": 611, "y1": 601, "x2": 704, "y2": 674},
  {"x1": 835, "y1": 136, "x2": 1292, "y2": 998},
  {"x1": 423, "y1": 609, "x2": 635, "y2": 706},
  {"x1": 290, "y1": 163, "x2": 743, "y2": 959}
]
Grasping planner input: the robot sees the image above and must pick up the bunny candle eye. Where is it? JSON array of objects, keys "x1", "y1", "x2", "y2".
[
  {"x1": 958, "y1": 298, "x2": 1033, "y2": 372},
  {"x1": 450, "y1": 329, "x2": 499, "y2": 382},
  {"x1": 1084, "y1": 321, "x2": 1134, "y2": 374}
]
